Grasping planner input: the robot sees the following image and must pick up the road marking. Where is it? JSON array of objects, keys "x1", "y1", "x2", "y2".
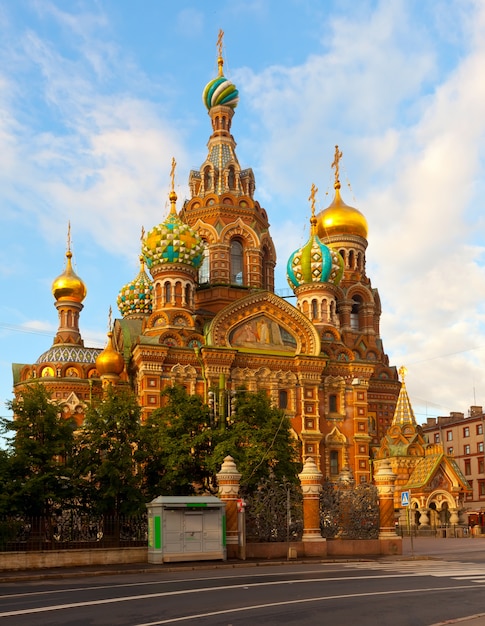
[
  {"x1": 0, "y1": 573, "x2": 443, "y2": 619},
  {"x1": 134, "y1": 584, "x2": 485, "y2": 625},
  {"x1": 345, "y1": 561, "x2": 485, "y2": 583}
]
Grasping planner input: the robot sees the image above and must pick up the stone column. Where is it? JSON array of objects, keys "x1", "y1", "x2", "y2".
[
  {"x1": 374, "y1": 459, "x2": 398, "y2": 538},
  {"x1": 217, "y1": 455, "x2": 241, "y2": 559},
  {"x1": 298, "y1": 457, "x2": 323, "y2": 543},
  {"x1": 418, "y1": 508, "x2": 430, "y2": 529}
]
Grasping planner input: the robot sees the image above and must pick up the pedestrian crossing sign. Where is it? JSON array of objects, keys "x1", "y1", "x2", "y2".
[{"x1": 401, "y1": 491, "x2": 410, "y2": 507}]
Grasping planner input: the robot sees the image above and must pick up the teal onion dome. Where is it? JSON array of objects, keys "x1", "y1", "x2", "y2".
[
  {"x1": 287, "y1": 234, "x2": 344, "y2": 290},
  {"x1": 142, "y1": 197, "x2": 205, "y2": 271},
  {"x1": 203, "y1": 75, "x2": 239, "y2": 110},
  {"x1": 117, "y1": 256, "x2": 153, "y2": 317}
]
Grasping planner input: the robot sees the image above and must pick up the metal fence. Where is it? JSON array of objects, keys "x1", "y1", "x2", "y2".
[{"x1": 0, "y1": 512, "x2": 148, "y2": 551}]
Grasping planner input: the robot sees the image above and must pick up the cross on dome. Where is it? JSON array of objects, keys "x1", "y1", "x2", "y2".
[{"x1": 331, "y1": 145, "x2": 343, "y2": 188}]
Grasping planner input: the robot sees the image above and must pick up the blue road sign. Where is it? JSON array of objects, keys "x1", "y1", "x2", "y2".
[{"x1": 401, "y1": 491, "x2": 410, "y2": 507}]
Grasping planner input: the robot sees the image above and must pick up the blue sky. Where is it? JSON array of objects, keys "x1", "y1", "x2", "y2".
[{"x1": 1, "y1": 0, "x2": 485, "y2": 425}]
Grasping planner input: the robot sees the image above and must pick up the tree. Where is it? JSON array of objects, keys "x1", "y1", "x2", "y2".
[
  {"x1": 1, "y1": 384, "x2": 77, "y2": 516},
  {"x1": 140, "y1": 386, "x2": 214, "y2": 498},
  {"x1": 210, "y1": 390, "x2": 302, "y2": 490},
  {"x1": 74, "y1": 386, "x2": 144, "y2": 516}
]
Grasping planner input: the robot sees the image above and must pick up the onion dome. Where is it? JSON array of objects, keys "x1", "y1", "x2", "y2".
[
  {"x1": 316, "y1": 146, "x2": 368, "y2": 240},
  {"x1": 142, "y1": 161, "x2": 204, "y2": 271},
  {"x1": 202, "y1": 32, "x2": 239, "y2": 111},
  {"x1": 117, "y1": 255, "x2": 153, "y2": 317},
  {"x1": 95, "y1": 332, "x2": 124, "y2": 377},
  {"x1": 317, "y1": 183, "x2": 368, "y2": 240},
  {"x1": 52, "y1": 249, "x2": 87, "y2": 303},
  {"x1": 287, "y1": 184, "x2": 344, "y2": 289}
]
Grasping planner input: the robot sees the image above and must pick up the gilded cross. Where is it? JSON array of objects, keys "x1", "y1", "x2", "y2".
[
  {"x1": 217, "y1": 29, "x2": 224, "y2": 76},
  {"x1": 399, "y1": 365, "x2": 407, "y2": 382},
  {"x1": 331, "y1": 145, "x2": 343, "y2": 185},
  {"x1": 170, "y1": 157, "x2": 176, "y2": 191},
  {"x1": 308, "y1": 183, "x2": 318, "y2": 217}
]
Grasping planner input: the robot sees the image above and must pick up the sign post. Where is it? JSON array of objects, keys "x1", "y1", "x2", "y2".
[{"x1": 401, "y1": 490, "x2": 413, "y2": 556}]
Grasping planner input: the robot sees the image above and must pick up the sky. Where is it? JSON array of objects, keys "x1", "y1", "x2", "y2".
[{"x1": 1, "y1": 0, "x2": 485, "y2": 426}]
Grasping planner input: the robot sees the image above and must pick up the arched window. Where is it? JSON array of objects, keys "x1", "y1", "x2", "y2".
[
  {"x1": 329, "y1": 394, "x2": 338, "y2": 413},
  {"x1": 185, "y1": 283, "x2": 191, "y2": 307},
  {"x1": 330, "y1": 450, "x2": 339, "y2": 475},
  {"x1": 198, "y1": 241, "x2": 210, "y2": 284},
  {"x1": 228, "y1": 166, "x2": 235, "y2": 190},
  {"x1": 350, "y1": 295, "x2": 363, "y2": 331},
  {"x1": 230, "y1": 240, "x2": 244, "y2": 285},
  {"x1": 279, "y1": 389, "x2": 288, "y2": 410},
  {"x1": 204, "y1": 167, "x2": 212, "y2": 191},
  {"x1": 164, "y1": 281, "x2": 171, "y2": 305},
  {"x1": 311, "y1": 299, "x2": 318, "y2": 320},
  {"x1": 262, "y1": 247, "x2": 271, "y2": 290}
]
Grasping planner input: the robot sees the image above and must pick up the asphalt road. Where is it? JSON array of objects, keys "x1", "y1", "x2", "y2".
[{"x1": 1, "y1": 538, "x2": 485, "y2": 625}]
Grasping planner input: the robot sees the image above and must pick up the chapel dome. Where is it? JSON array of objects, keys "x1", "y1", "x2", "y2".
[
  {"x1": 317, "y1": 183, "x2": 368, "y2": 240},
  {"x1": 287, "y1": 191, "x2": 344, "y2": 290},
  {"x1": 117, "y1": 256, "x2": 153, "y2": 317},
  {"x1": 95, "y1": 332, "x2": 124, "y2": 377},
  {"x1": 142, "y1": 190, "x2": 204, "y2": 272},
  {"x1": 52, "y1": 250, "x2": 87, "y2": 303}
]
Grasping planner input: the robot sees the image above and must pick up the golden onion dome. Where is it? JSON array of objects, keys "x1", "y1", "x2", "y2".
[
  {"x1": 95, "y1": 332, "x2": 124, "y2": 377},
  {"x1": 52, "y1": 250, "x2": 87, "y2": 303},
  {"x1": 316, "y1": 182, "x2": 368, "y2": 240}
]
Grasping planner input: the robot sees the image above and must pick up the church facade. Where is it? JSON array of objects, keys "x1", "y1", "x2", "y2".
[{"x1": 13, "y1": 40, "x2": 403, "y2": 485}]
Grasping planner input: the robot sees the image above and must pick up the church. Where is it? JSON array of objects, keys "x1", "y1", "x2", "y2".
[{"x1": 13, "y1": 36, "x2": 408, "y2": 487}]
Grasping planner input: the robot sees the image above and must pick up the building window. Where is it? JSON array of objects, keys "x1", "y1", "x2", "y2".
[
  {"x1": 464, "y1": 459, "x2": 471, "y2": 475},
  {"x1": 164, "y1": 281, "x2": 171, "y2": 304},
  {"x1": 198, "y1": 241, "x2": 210, "y2": 284},
  {"x1": 447, "y1": 447, "x2": 453, "y2": 455},
  {"x1": 262, "y1": 247, "x2": 271, "y2": 290},
  {"x1": 478, "y1": 458, "x2": 484, "y2": 474},
  {"x1": 466, "y1": 482, "x2": 473, "y2": 500},
  {"x1": 230, "y1": 240, "x2": 244, "y2": 284},
  {"x1": 329, "y1": 394, "x2": 338, "y2": 413},
  {"x1": 434, "y1": 433, "x2": 440, "y2": 443},
  {"x1": 477, "y1": 424, "x2": 483, "y2": 435},
  {"x1": 278, "y1": 389, "x2": 288, "y2": 410},
  {"x1": 464, "y1": 426, "x2": 470, "y2": 438},
  {"x1": 479, "y1": 442, "x2": 484, "y2": 454},
  {"x1": 350, "y1": 295, "x2": 363, "y2": 331},
  {"x1": 446, "y1": 431, "x2": 453, "y2": 441},
  {"x1": 330, "y1": 450, "x2": 339, "y2": 475},
  {"x1": 479, "y1": 481, "x2": 485, "y2": 498},
  {"x1": 464, "y1": 444, "x2": 471, "y2": 455}
]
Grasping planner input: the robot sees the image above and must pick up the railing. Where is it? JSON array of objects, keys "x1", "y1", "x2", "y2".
[{"x1": 0, "y1": 513, "x2": 148, "y2": 551}]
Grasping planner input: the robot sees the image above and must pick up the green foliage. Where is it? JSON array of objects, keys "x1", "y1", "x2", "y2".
[
  {"x1": 74, "y1": 386, "x2": 144, "y2": 516},
  {"x1": 209, "y1": 389, "x2": 302, "y2": 490},
  {"x1": 1, "y1": 384, "x2": 76, "y2": 516},
  {"x1": 140, "y1": 386, "x2": 213, "y2": 498},
  {"x1": 0, "y1": 384, "x2": 302, "y2": 516}
]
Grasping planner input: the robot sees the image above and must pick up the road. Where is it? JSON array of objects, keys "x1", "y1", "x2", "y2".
[{"x1": 1, "y1": 540, "x2": 485, "y2": 626}]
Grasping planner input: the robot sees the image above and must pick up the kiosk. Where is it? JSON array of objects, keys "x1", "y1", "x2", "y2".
[{"x1": 147, "y1": 495, "x2": 226, "y2": 563}]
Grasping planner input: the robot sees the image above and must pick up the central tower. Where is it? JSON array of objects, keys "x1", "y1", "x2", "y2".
[{"x1": 181, "y1": 31, "x2": 276, "y2": 315}]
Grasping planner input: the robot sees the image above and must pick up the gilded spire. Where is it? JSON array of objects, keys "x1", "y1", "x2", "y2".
[
  {"x1": 217, "y1": 29, "x2": 224, "y2": 76},
  {"x1": 169, "y1": 157, "x2": 177, "y2": 214},
  {"x1": 331, "y1": 145, "x2": 343, "y2": 190},
  {"x1": 52, "y1": 223, "x2": 87, "y2": 303},
  {"x1": 391, "y1": 365, "x2": 417, "y2": 427},
  {"x1": 308, "y1": 183, "x2": 318, "y2": 235}
]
